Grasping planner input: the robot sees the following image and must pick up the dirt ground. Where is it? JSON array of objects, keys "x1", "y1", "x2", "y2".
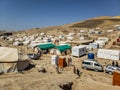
[
  {"x1": 0, "y1": 26, "x2": 120, "y2": 90},
  {"x1": 0, "y1": 53, "x2": 120, "y2": 90}
]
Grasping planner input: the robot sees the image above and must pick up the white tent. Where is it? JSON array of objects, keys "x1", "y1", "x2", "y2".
[
  {"x1": 97, "y1": 49, "x2": 120, "y2": 60},
  {"x1": 50, "y1": 49, "x2": 61, "y2": 55},
  {"x1": 0, "y1": 47, "x2": 30, "y2": 73},
  {"x1": 94, "y1": 40, "x2": 106, "y2": 48},
  {"x1": 80, "y1": 30, "x2": 85, "y2": 33},
  {"x1": 89, "y1": 42, "x2": 99, "y2": 49},
  {"x1": 67, "y1": 36, "x2": 74, "y2": 41},
  {"x1": 97, "y1": 37, "x2": 109, "y2": 42}
]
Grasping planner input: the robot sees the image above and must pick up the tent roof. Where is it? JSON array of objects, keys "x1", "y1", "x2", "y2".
[
  {"x1": 0, "y1": 47, "x2": 18, "y2": 62},
  {"x1": 37, "y1": 43, "x2": 71, "y2": 52},
  {"x1": 37, "y1": 43, "x2": 56, "y2": 50},
  {"x1": 56, "y1": 45, "x2": 71, "y2": 52}
]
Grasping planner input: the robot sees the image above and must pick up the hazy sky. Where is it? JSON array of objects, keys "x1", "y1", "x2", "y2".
[{"x1": 0, "y1": 0, "x2": 120, "y2": 31}]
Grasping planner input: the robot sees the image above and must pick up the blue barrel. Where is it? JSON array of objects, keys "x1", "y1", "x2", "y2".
[{"x1": 88, "y1": 53, "x2": 94, "y2": 60}]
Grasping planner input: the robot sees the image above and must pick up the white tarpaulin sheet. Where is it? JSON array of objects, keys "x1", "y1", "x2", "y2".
[
  {"x1": 0, "y1": 47, "x2": 18, "y2": 62},
  {"x1": 97, "y1": 49, "x2": 120, "y2": 60}
]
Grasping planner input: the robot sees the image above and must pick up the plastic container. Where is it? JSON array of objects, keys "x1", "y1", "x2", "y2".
[
  {"x1": 51, "y1": 55, "x2": 58, "y2": 65},
  {"x1": 88, "y1": 53, "x2": 94, "y2": 60}
]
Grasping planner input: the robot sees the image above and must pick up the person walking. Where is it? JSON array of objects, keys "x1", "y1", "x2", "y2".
[
  {"x1": 73, "y1": 65, "x2": 76, "y2": 74},
  {"x1": 76, "y1": 68, "x2": 80, "y2": 77},
  {"x1": 69, "y1": 55, "x2": 72, "y2": 66},
  {"x1": 116, "y1": 61, "x2": 119, "y2": 67},
  {"x1": 112, "y1": 61, "x2": 115, "y2": 66},
  {"x1": 67, "y1": 57, "x2": 70, "y2": 66}
]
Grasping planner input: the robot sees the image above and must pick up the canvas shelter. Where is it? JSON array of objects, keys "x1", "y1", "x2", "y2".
[
  {"x1": 0, "y1": 47, "x2": 30, "y2": 73},
  {"x1": 50, "y1": 48, "x2": 61, "y2": 55},
  {"x1": 50, "y1": 44, "x2": 71, "y2": 55},
  {"x1": 56, "y1": 45, "x2": 71, "y2": 52},
  {"x1": 37, "y1": 43, "x2": 56, "y2": 50},
  {"x1": 89, "y1": 42, "x2": 99, "y2": 49},
  {"x1": 97, "y1": 49, "x2": 120, "y2": 60}
]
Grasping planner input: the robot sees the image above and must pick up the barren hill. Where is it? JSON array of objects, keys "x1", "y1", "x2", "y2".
[
  {"x1": 14, "y1": 26, "x2": 64, "y2": 35},
  {"x1": 13, "y1": 16, "x2": 120, "y2": 35},
  {"x1": 69, "y1": 16, "x2": 120, "y2": 28}
]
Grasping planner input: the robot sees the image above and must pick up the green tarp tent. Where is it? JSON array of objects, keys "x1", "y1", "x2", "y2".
[
  {"x1": 37, "y1": 43, "x2": 71, "y2": 54},
  {"x1": 56, "y1": 45, "x2": 71, "y2": 52},
  {"x1": 37, "y1": 43, "x2": 56, "y2": 50}
]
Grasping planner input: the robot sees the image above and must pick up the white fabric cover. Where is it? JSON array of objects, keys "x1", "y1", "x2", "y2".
[
  {"x1": 97, "y1": 49, "x2": 120, "y2": 60},
  {"x1": 0, "y1": 47, "x2": 18, "y2": 62},
  {"x1": 0, "y1": 47, "x2": 30, "y2": 73}
]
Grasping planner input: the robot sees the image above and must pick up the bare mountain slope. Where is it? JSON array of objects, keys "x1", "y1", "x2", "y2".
[
  {"x1": 13, "y1": 16, "x2": 120, "y2": 35},
  {"x1": 69, "y1": 16, "x2": 120, "y2": 28}
]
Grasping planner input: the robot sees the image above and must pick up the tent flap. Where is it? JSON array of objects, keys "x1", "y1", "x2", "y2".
[{"x1": 0, "y1": 63, "x2": 18, "y2": 73}]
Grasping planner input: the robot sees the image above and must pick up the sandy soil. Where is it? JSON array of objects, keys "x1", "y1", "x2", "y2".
[
  {"x1": 0, "y1": 23, "x2": 120, "y2": 90},
  {"x1": 0, "y1": 53, "x2": 120, "y2": 90}
]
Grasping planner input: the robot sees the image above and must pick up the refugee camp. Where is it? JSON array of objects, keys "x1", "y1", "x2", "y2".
[{"x1": 0, "y1": 0, "x2": 120, "y2": 90}]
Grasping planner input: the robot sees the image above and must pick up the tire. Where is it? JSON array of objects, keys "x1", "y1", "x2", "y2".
[
  {"x1": 83, "y1": 67, "x2": 87, "y2": 70},
  {"x1": 94, "y1": 69, "x2": 98, "y2": 72},
  {"x1": 108, "y1": 72, "x2": 112, "y2": 75}
]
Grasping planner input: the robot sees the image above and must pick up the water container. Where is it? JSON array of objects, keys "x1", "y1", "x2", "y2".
[
  {"x1": 88, "y1": 53, "x2": 94, "y2": 60},
  {"x1": 51, "y1": 55, "x2": 58, "y2": 65}
]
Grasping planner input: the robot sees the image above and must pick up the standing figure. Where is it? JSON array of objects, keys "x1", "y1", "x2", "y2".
[
  {"x1": 37, "y1": 50, "x2": 42, "y2": 59},
  {"x1": 69, "y1": 56, "x2": 72, "y2": 65},
  {"x1": 73, "y1": 66, "x2": 76, "y2": 74},
  {"x1": 76, "y1": 68, "x2": 80, "y2": 77},
  {"x1": 67, "y1": 57, "x2": 70, "y2": 66},
  {"x1": 116, "y1": 61, "x2": 119, "y2": 67},
  {"x1": 112, "y1": 61, "x2": 115, "y2": 66}
]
